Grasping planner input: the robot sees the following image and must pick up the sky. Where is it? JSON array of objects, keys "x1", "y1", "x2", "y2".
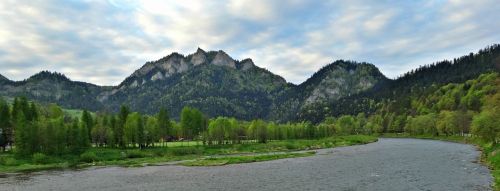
[{"x1": 0, "y1": 0, "x2": 499, "y2": 85}]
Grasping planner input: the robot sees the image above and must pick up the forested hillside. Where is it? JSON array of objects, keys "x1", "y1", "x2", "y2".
[
  {"x1": 0, "y1": 49, "x2": 388, "y2": 120},
  {"x1": 269, "y1": 60, "x2": 388, "y2": 121},
  {"x1": 0, "y1": 71, "x2": 107, "y2": 111},
  {"x1": 102, "y1": 57, "x2": 289, "y2": 120},
  {"x1": 299, "y1": 44, "x2": 500, "y2": 122},
  {"x1": 0, "y1": 45, "x2": 499, "y2": 122}
]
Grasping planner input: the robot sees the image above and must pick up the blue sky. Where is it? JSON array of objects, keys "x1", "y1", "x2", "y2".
[{"x1": 1, "y1": 0, "x2": 499, "y2": 85}]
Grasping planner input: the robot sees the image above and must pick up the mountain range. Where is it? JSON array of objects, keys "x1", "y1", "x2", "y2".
[{"x1": 1, "y1": 45, "x2": 499, "y2": 122}]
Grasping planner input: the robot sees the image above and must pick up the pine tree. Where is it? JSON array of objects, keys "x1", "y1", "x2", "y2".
[
  {"x1": 14, "y1": 112, "x2": 29, "y2": 156},
  {"x1": 67, "y1": 119, "x2": 80, "y2": 154},
  {"x1": 136, "y1": 115, "x2": 145, "y2": 149},
  {"x1": 157, "y1": 107, "x2": 171, "y2": 146},
  {"x1": 81, "y1": 110, "x2": 93, "y2": 144},
  {"x1": 0, "y1": 98, "x2": 11, "y2": 151},
  {"x1": 117, "y1": 105, "x2": 129, "y2": 148},
  {"x1": 124, "y1": 112, "x2": 140, "y2": 147},
  {"x1": 78, "y1": 120, "x2": 90, "y2": 152}
]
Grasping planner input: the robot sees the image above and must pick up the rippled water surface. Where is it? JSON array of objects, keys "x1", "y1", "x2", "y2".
[{"x1": 0, "y1": 138, "x2": 492, "y2": 191}]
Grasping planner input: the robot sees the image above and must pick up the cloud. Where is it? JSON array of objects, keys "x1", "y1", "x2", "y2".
[{"x1": 0, "y1": 0, "x2": 499, "y2": 85}]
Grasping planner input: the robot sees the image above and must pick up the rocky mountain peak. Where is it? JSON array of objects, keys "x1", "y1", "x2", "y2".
[
  {"x1": 131, "y1": 48, "x2": 241, "y2": 82},
  {"x1": 190, "y1": 47, "x2": 208, "y2": 66},
  {"x1": 27, "y1": 71, "x2": 71, "y2": 82},
  {"x1": 0, "y1": 74, "x2": 11, "y2": 85},
  {"x1": 239, "y1": 58, "x2": 255, "y2": 71},
  {"x1": 196, "y1": 47, "x2": 206, "y2": 53},
  {"x1": 300, "y1": 60, "x2": 388, "y2": 105},
  {"x1": 117, "y1": 48, "x2": 246, "y2": 91},
  {"x1": 211, "y1": 50, "x2": 236, "y2": 69},
  {"x1": 0, "y1": 74, "x2": 7, "y2": 81}
]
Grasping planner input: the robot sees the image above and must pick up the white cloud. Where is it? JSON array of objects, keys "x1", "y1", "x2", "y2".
[
  {"x1": 227, "y1": 0, "x2": 276, "y2": 21},
  {"x1": 0, "y1": 0, "x2": 499, "y2": 85},
  {"x1": 363, "y1": 11, "x2": 396, "y2": 33}
]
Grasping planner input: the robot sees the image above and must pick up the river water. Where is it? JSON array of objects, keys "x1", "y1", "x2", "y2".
[{"x1": 0, "y1": 138, "x2": 492, "y2": 191}]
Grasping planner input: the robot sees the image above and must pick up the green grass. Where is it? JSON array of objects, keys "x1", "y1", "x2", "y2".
[
  {"x1": 381, "y1": 133, "x2": 500, "y2": 191},
  {"x1": 0, "y1": 135, "x2": 377, "y2": 173},
  {"x1": 181, "y1": 152, "x2": 316, "y2": 166}
]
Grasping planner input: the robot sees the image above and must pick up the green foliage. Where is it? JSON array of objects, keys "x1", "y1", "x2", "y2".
[
  {"x1": 145, "y1": 116, "x2": 160, "y2": 147},
  {"x1": 117, "y1": 105, "x2": 130, "y2": 147},
  {"x1": 301, "y1": 45, "x2": 500, "y2": 123},
  {"x1": 126, "y1": 150, "x2": 147, "y2": 159},
  {"x1": 249, "y1": 120, "x2": 268, "y2": 143},
  {"x1": 32, "y1": 153, "x2": 49, "y2": 164},
  {"x1": 180, "y1": 106, "x2": 207, "y2": 140},
  {"x1": 124, "y1": 112, "x2": 141, "y2": 147},
  {"x1": 181, "y1": 152, "x2": 316, "y2": 166},
  {"x1": 336, "y1": 115, "x2": 356, "y2": 135},
  {"x1": 436, "y1": 111, "x2": 459, "y2": 136},
  {"x1": 207, "y1": 117, "x2": 231, "y2": 145},
  {"x1": 81, "y1": 110, "x2": 93, "y2": 141},
  {"x1": 472, "y1": 111, "x2": 499, "y2": 144},
  {"x1": 157, "y1": 107, "x2": 171, "y2": 144},
  {"x1": 168, "y1": 147, "x2": 203, "y2": 156},
  {"x1": 80, "y1": 151, "x2": 98, "y2": 163},
  {"x1": 0, "y1": 97, "x2": 11, "y2": 151}
]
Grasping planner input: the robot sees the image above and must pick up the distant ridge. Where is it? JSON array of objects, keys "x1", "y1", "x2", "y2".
[{"x1": 1, "y1": 44, "x2": 499, "y2": 122}]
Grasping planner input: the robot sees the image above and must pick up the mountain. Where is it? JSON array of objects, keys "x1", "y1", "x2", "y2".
[
  {"x1": 98, "y1": 48, "x2": 289, "y2": 120},
  {"x1": 298, "y1": 60, "x2": 388, "y2": 105},
  {"x1": 268, "y1": 60, "x2": 388, "y2": 121},
  {"x1": 1, "y1": 44, "x2": 499, "y2": 122},
  {"x1": 297, "y1": 44, "x2": 500, "y2": 122},
  {"x1": 98, "y1": 49, "x2": 388, "y2": 120},
  {"x1": 0, "y1": 71, "x2": 106, "y2": 110},
  {"x1": 0, "y1": 48, "x2": 382, "y2": 120}
]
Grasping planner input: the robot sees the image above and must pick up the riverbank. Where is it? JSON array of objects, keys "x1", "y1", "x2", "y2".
[
  {"x1": 381, "y1": 133, "x2": 499, "y2": 191},
  {"x1": 0, "y1": 138, "x2": 490, "y2": 191},
  {"x1": 0, "y1": 135, "x2": 377, "y2": 174}
]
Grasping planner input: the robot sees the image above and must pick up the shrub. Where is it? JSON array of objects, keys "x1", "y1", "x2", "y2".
[
  {"x1": 4, "y1": 158, "x2": 18, "y2": 166},
  {"x1": 80, "y1": 151, "x2": 98, "y2": 163},
  {"x1": 285, "y1": 143, "x2": 299, "y2": 150},
  {"x1": 168, "y1": 147, "x2": 202, "y2": 156},
  {"x1": 153, "y1": 150, "x2": 165, "y2": 157},
  {"x1": 32, "y1": 153, "x2": 49, "y2": 164},
  {"x1": 126, "y1": 150, "x2": 146, "y2": 158}
]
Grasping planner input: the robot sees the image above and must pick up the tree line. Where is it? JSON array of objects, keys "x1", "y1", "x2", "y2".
[
  {"x1": 330, "y1": 73, "x2": 500, "y2": 143},
  {"x1": 299, "y1": 44, "x2": 500, "y2": 123},
  {"x1": 0, "y1": 98, "x2": 344, "y2": 157},
  {"x1": 1, "y1": 73, "x2": 498, "y2": 157}
]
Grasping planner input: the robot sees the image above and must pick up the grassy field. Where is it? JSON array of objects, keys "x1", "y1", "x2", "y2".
[
  {"x1": 381, "y1": 133, "x2": 499, "y2": 191},
  {"x1": 181, "y1": 152, "x2": 316, "y2": 166},
  {"x1": 0, "y1": 135, "x2": 377, "y2": 173}
]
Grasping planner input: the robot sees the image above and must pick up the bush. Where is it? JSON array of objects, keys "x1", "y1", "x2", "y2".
[
  {"x1": 32, "y1": 153, "x2": 49, "y2": 164},
  {"x1": 285, "y1": 143, "x2": 299, "y2": 150},
  {"x1": 4, "y1": 158, "x2": 18, "y2": 166},
  {"x1": 168, "y1": 147, "x2": 202, "y2": 156},
  {"x1": 126, "y1": 150, "x2": 146, "y2": 158},
  {"x1": 80, "y1": 151, "x2": 98, "y2": 163},
  {"x1": 153, "y1": 149, "x2": 165, "y2": 157},
  {"x1": 0, "y1": 156, "x2": 18, "y2": 166}
]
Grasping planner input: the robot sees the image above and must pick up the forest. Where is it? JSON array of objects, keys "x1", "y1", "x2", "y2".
[
  {"x1": 298, "y1": 44, "x2": 500, "y2": 122},
  {"x1": 0, "y1": 72, "x2": 498, "y2": 155}
]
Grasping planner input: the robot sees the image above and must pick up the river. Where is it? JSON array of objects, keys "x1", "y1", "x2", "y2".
[{"x1": 0, "y1": 138, "x2": 492, "y2": 191}]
